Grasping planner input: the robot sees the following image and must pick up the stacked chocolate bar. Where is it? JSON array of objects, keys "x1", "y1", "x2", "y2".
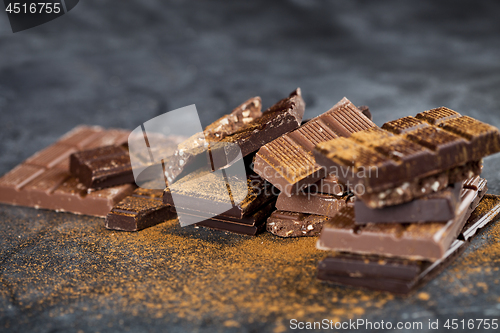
[
  {"x1": 254, "y1": 97, "x2": 375, "y2": 237},
  {"x1": 310, "y1": 107, "x2": 500, "y2": 293}
]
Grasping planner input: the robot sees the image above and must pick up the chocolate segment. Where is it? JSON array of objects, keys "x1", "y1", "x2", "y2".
[
  {"x1": 105, "y1": 187, "x2": 174, "y2": 231},
  {"x1": 276, "y1": 191, "x2": 354, "y2": 217},
  {"x1": 314, "y1": 108, "x2": 500, "y2": 207},
  {"x1": 0, "y1": 126, "x2": 135, "y2": 217},
  {"x1": 316, "y1": 178, "x2": 487, "y2": 260},
  {"x1": 70, "y1": 145, "x2": 134, "y2": 190},
  {"x1": 267, "y1": 211, "x2": 328, "y2": 237},
  {"x1": 317, "y1": 194, "x2": 500, "y2": 294},
  {"x1": 254, "y1": 97, "x2": 375, "y2": 196},
  {"x1": 354, "y1": 183, "x2": 462, "y2": 224}
]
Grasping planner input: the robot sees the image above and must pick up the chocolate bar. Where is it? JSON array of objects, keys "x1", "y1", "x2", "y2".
[
  {"x1": 275, "y1": 191, "x2": 354, "y2": 217},
  {"x1": 105, "y1": 187, "x2": 174, "y2": 231},
  {"x1": 175, "y1": 201, "x2": 275, "y2": 236},
  {"x1": 314, "y1": 108, "x2": 500, "y2": 208},
  {"x1": 312, "y1": 173, "x2": 346, "y2": 196},
  {"x1": 354, "y1": 182, "x2": 462, "y2": 224},
  {"x1": 317, "y1": 194, "x2": 500, "y2": 294},
  {"x1": 70, "y1": 145, "x2": 134, "y2": 190},
  {"x1": 316, "y1": 178, "x2": 487, "y2": 260},
  {"x1": 164, "y1": 90, "x2": 304, "y2": 183},
  {"x1": 357, "y1": 105, "x2": 372, "y2": 121},
  {"x1": 253, "y1": 97, "x2": 375, "y2": 196},
  {"x1": 163, "y1": 166, "x2": 276, "y2": 219},
  {"x1": 0, "y1": 126, "x2": 135, "y2": 217},
  {"x1": 267, "y1": 211, "x2": 328, "y2": 237}
]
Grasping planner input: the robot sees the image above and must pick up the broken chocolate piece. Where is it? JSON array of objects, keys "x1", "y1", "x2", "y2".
[
  {"x1": 254, "y1": 97, "x2": 375, "y2": 196},
  {"x1": 267, "y1": 211, "x2": 327, "y2": 237},
  {"x1": 276, "y1": 191, "x2": 354, "y2": 217},
  {"x1": 314, "y1": 108, "x2": 500, "y2": 207},
  {"x1": 0, "y1": 126, "x2": 135, "y2": 217},
  {"x1": 316, "y1": 178, "x2": 487, "y2": 260}
]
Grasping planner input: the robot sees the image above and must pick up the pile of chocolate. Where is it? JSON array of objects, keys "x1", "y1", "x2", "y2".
[{"x1": 1, "y1": 88, "x2": 500, "y2": 294}]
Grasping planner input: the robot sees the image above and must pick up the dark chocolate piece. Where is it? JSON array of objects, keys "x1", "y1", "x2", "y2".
[
  {"x1": 254, "y1": 97, "x2": 375, "y2": 196},
  {"x1": 164, "y1": 91, "x2": 304, "y2": 183},
  {"x1": 163, "y1": 166, "x2": 277, "y2": 220},
  {"x1": 70, "y1": 145, "x2": 134, "y2": 190},
  {"x1": 314, "y1": 108, "x2": 500, "y2": 208},
  {"x1": 312, "y1": 173, "x2": 346, "y2": 196},
  {"x1": 0, "y1": 126, "x2": 135, "y2": 217},
  {"x1": 176, "y1": 201, "x2": 275, "y2": 236},
  {"x1": 105, "y1": 187, "x2": 174, "y2": 231},
  {"x1": 317, "y1": 194, "x2": 500, "y2": 294},
  {"x1": 276, "y1": 191, "x2": 354, "y2": 217},
  {"x1": 316, "y1": 178, "x2": 487, "y2": 260},
  {"x1": 267, "y1": 211, "x2": 327, "y2": 237},
  {"x1": 354, "y1": 183, "x2": 462, "y2": 224}
]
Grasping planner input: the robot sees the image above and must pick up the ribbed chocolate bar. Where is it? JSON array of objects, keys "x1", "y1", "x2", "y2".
[
  {"x1": 314, "y1": 107, "x2": 500, "y2": 208},
  {"x1": 254, "y1": 97, "x2": 375, "y2": 196},
  {"x1": 317, "y1": 194, "x2": 500, "y2": 294},
  {"x1": 0, "y1": 126, "x2": 135, "y2": 217},
  {"x1": 354, "y1": 183, "x2": 462, "y2": 224},
  {"x1": 267, "y1": 211, "x2": 328, "y2": 237},
  {"x1": 316, "y1": 178, "x2": 487, "y2": 260},
  {"x1": 105, "y1": 187, "x2": 174, "y2": 231},
  {"x1": 276, "y1": 191, "x2": 354, "y2": 217}
]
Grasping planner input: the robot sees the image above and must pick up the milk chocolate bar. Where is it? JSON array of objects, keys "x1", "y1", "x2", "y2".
[
  {"x1": 105, "y1": 187, "x2": 174, "y2": 231},
  {"x1": 267, "y1": 211, "x2": 328, "y2": 237},
  {"x1": 316, "y1": 178, "x2": 487, "y2": 260},
  {"x1": 354, "y1": 182, "x2": 462, "y2": 224},
  {"x1": 0, "y1": 126, "x2": 135, "y2": 217},
  {"x1": 314, "y1": 108, "x2": 500, "y2": 208},
  {"x1": 317, "y1": 194, "x2": 500, "y2": 294},
  {"x1": 253, "y1": 97, "x2": 375, "y2": 196},
  {"x1": 276, "y1": 191, "x2": 354, "y2": 217}
]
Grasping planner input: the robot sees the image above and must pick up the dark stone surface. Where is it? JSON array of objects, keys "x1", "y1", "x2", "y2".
[{"x1": 1, "y1": 1, "x2": 500, "y2": 332}]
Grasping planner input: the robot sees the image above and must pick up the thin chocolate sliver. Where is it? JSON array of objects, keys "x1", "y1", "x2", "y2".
[
  {"x1": 317, "y1": 194, "x2": 500, "y2": 294},
  {"x1": 0, "y1": 126, "x2": 135, "y2": 217},
  {"x1": 314, "y1": 107, "x2": 500, "y2": 208},
  {"x1": 354, "y1": 183, "x2": 462, "y2": 224},
  {"x1": 254, "y1": 97, "x2": 375, "y2": 196},
  {"x1": 316, "y1": 178, "x2": 487, "y2": 260}
]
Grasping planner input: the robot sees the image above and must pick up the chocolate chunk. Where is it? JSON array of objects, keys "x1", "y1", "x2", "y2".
[
  {"x1": 354, "y1": 183, "x2": 462, "y2": 224},
  {"x1": 316, "y1": 178, "x2": 487, "y2": 260},
  {"x1": 357, "y1": 105, "x2": 372, "y2": 121},
  {"x1": 314, "y1": 108, "x2": 500, "y2": 208},
  {"x1": 177, "y1": 201, "x2": 275, "y2": 236},
  {"x1": 253, "y1": 97, "x2": 375, "y2": 196},
  {"x1": 267, "y1": 211, "x2": 327, "y2": 237},
  {"x1": 317, "y1": 194, "x2": 500, "y2": 294},
  {"x1": 163, "y1": 166, "x2": 277, "y2": 220},
  {"x1": 70, "y1": 145, "x2": 134, "y2": 190},
  {"x1": 105, "y1": 187, "x2": 174, "y2": 231},
  {"x1": 276, "y1": 191, "x2": 354, "y2": 217},
  {"x1": 0, "y1": 126, "x2": 135, "y2": 217},
  {"x1": 164, "y1": 90, "x2": 304, "y2": 183},
  {"x1": 312, "y1": 173, "x2": 346, "y2": 196}
]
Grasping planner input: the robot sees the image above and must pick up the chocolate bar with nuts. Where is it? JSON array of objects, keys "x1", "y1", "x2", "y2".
[{"x1": 314, "y1": 108, "x2": 500, "y2": 208}]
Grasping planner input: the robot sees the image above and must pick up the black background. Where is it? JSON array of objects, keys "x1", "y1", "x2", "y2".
[{"x1": 1, "y1": 1, "x2": 500, "y2": 332}]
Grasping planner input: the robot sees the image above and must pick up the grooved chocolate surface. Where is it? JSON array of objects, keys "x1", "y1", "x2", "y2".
[
  {"x1": 0, "y1": 126, "x2": 135, "y2": 217},
  {"x1": 314, "y1": 108, "x2": 500, "y2": 206},
  {"x1": 254, "y1": 97, "x2": 375, "y2": 196},
  {"x1": 317, "y1": 194, "x2": 500, "y2": 294},
  {"x1": 317, "y1": 178, "x2": 487, "y2": 260}
]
